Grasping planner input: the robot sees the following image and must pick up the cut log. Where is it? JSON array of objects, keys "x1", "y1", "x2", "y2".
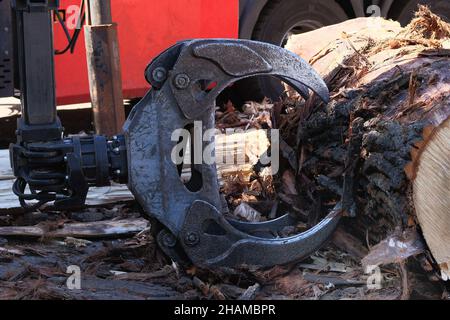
[
  {"x1": 412, "y1": 118, "x2": 450, "y2": 280},
  {"x1": 284, "y1": 7, "x2": 450, "y2": 278}
]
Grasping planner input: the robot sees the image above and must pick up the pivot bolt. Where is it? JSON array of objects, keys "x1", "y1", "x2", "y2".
[
  {"x1": 173, "y1": 73, "x2": 190, "y2": 89},
  {"x1": 152, "y1": 67, "x2": 167, "y2": 82},
  {"x1": 184, "y1": 232, "x2": 199, "y2": 246},
  {"x1": 162, "y1": 232, "x2": 177, "y2": 248}
]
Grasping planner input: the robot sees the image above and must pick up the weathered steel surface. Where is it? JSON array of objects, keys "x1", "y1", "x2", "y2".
[{"x1": 125, "y1": 39, "x2": 339, "y2": 268}]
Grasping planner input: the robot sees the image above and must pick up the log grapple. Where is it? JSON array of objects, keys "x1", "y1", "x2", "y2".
[{"x1": 7, "y1": 1, "x2": 341, "y2": 268}]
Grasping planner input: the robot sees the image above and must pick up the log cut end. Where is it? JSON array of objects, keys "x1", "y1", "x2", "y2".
[{"x1": 413, "y1": 118, "x2": 450, "y2": 280}]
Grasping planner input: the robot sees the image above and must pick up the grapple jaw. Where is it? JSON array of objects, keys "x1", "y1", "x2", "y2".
[
  {"x1": 145, "y1": 39, "x2": 329, "y2": 120},
  {"x1": 124, "y1": 39, "x2": 341, "y2": 268}
]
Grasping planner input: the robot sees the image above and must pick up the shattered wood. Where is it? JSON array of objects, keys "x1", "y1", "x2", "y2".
[{"x1": 283, "y1": 5, "x2": 450, "y2": 286}]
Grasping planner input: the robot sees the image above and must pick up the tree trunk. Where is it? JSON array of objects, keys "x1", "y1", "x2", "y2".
[{"x1": 283, "y1": 7, "x2": 450, "y2": 278}]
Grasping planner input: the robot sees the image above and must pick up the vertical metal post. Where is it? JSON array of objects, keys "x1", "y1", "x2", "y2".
[
  {"x1": 0, "y1": 0, "x2": 14, "y2": 98},
  {"x1": 84, "y1": 0, "x2": 125, "y2": 136},
  {"x1": 12, "y1": 0, "x2": 62, "y2": 142},
  {"x1": 17, "y1": 9, "x2": 56, "y2": 125}
]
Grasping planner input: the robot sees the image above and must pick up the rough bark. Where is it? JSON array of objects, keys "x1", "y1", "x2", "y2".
[{"x1": 282, "y1": 7, "x2": 450, "y2": 278}]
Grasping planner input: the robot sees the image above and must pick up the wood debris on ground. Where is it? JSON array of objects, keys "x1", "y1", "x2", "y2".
[{"x1": 2, "y1": 204, "x2": 437, "y2": 300}]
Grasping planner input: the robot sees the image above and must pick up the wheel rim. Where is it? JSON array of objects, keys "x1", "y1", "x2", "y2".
[{"x1": 280, "y1": 20, "x2": 325, "y2": 47}]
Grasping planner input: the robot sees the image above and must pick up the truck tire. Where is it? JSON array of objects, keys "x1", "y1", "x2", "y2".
[
  {"x1": 396, "y1": 0, "x2": 450, "y2": 25},
  {"x1": 237, "y1": 0, "x2": 348, "y2": 102}
]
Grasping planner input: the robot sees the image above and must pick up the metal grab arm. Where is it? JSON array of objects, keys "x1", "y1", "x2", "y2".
[{"x1": 125, "y1": 39, "x2": 340, "y2": 268}]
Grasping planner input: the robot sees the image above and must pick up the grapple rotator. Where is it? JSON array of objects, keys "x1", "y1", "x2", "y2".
[{"x1": 11, "y1": 31, "x2": 341, "y2": 267}]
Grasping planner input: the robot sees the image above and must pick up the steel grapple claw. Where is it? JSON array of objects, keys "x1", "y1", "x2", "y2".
[{"x1": 124, "y1": 39, "x2": 341, "y2": 268}]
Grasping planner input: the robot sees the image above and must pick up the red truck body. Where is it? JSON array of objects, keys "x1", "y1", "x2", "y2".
[{"x1": 54, "y1": 0, "x2": 239, "y2": 105}]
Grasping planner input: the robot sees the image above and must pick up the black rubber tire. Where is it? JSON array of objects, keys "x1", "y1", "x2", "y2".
[
  {"x1": 396, "y1": 0, "x2": 450, "y2": 26},
  {"x1": 236, "y1": 0, "x2": 349, "y2": 102}
]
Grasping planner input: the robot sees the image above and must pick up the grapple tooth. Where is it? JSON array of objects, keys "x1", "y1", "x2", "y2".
[
  {"x1": 163, "y1": 39, "x2": 329, "y2": 119},
  {"x1": 179, "y1": 200, "x2": 341, "y2": 268},
  {"x1": 191, "y1": 39, "x2": 329, "y2": 101}
]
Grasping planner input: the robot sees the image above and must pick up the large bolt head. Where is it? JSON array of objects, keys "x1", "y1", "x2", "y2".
[
  {"x1": 184, "y1": 232, "x2": 199, "y2": 246},
  {"x1": 162, "y1": 232, "x2": 177, "y2": 248},
  {"x1": 173, "y1": 73, "x2": 190, "y2": 89},
  {"x1": 152, "y1": 67, "x2": 167, "y2": 82}
]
